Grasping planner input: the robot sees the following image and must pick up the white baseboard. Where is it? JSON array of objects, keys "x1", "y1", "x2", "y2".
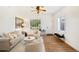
[{"x1": 64, "y1": 40, "x2": 79, "y2": 51}]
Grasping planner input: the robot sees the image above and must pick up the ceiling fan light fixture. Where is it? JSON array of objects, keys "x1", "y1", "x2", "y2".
[{"x1": 32, "y1": 6, "x2": 46, "y2": 14}]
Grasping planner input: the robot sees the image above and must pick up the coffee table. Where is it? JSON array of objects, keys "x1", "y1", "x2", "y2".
[{"x1": 24, "y1": 36, "x2": 45, "y2": 52}]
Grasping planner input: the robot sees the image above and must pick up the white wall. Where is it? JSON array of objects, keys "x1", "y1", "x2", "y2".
[
  {"x1": 30, "y1": 13, "x2": 54, "y2": 34},
  {"x1": 54, "y1": 7, "x2": 79, "y2": 51},
  {"x1": 40, "y1": 13, "x2": 54, "y2": 34},
  {"x1": 0, "y1": 6, "x2": 54, "y2": 34},
  {"x1": 0, "y1": 7, "x2": 15, "y2": 34},
  {"x1": 0, "y1": 6, "x2": 31, "y2": 34}
]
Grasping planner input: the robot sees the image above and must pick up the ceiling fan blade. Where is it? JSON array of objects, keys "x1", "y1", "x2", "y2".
[
  {"x1": 40, "y1": 6, "x2": 44, "y2": 8},
  {"x1": 32, "y1": 6, "x2": 46, "y2": 14},
  {"x1": 38, "y1": 9, "x2": 46, "y2": 11},
  {"x1": 42, "y1": 10, "x2": 46, "y2": 11}
]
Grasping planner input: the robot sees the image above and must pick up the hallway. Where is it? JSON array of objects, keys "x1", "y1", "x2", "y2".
[{"x1": 43, "y1": 35, "x2": 77, "y2": 52}]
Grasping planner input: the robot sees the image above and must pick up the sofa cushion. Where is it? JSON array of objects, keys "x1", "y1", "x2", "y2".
[
  {"x1": 9, "y1": 33, "x2": 17, "y2": 39},
  {"x1": 3, "y1": 33, "x2": 15, "y2": 40}
]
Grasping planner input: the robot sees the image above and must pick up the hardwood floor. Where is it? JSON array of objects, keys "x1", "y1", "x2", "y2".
[
  {"x1": 1, "y1": 35, "x2": 77, "y2": 52},
  {"x1": 43, "y1": 35, "x2": 77, "y2": 52}
]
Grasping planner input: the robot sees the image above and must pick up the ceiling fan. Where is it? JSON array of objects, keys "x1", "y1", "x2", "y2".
[{"x1": 32, "y1": 6, "x2": 46, "y2": 14}]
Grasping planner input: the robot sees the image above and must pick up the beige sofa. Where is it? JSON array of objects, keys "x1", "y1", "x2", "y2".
[
  {"x1": 0, "y1": 38, "x2": 10, "y2": 50},
  {"x1": 0, "y1": 31, "x2": 24, "y2": 51}
]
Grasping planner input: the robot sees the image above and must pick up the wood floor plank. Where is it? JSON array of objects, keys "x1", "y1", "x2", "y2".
[{"x1": 43, "y1": 35, "x2": 77, "y2": 52}]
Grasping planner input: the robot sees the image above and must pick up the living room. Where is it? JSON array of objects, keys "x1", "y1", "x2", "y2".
[{"x1": 0, "y1": 6, "x2": 79, "y2": 52}]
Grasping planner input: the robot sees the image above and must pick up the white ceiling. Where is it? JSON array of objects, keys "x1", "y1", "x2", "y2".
[
  {"x1": 44, "y1": 6, "x2": 64, "y2": 14},
  {"x1": 11, "y1": 6, "x2": 64, "y2": 15},
  {"x1": 26, "y1": 6, "x2": 64, "y2": 14},
  {"x1": 0, "y1": 6, "x2": 64, "y2": 15}
]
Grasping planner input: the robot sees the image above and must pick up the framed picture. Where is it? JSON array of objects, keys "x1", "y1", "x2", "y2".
[{"x1": 15, "y1": 16, "x2": 24, "y2": 29}]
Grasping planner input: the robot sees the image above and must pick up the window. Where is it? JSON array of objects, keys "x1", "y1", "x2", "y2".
[
  {"x1": 30, "y1": 19, "x2": 41, "y2": 29},
  {"x1": 57, "y1": 16, "x2": 65, "y2": 31}
]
